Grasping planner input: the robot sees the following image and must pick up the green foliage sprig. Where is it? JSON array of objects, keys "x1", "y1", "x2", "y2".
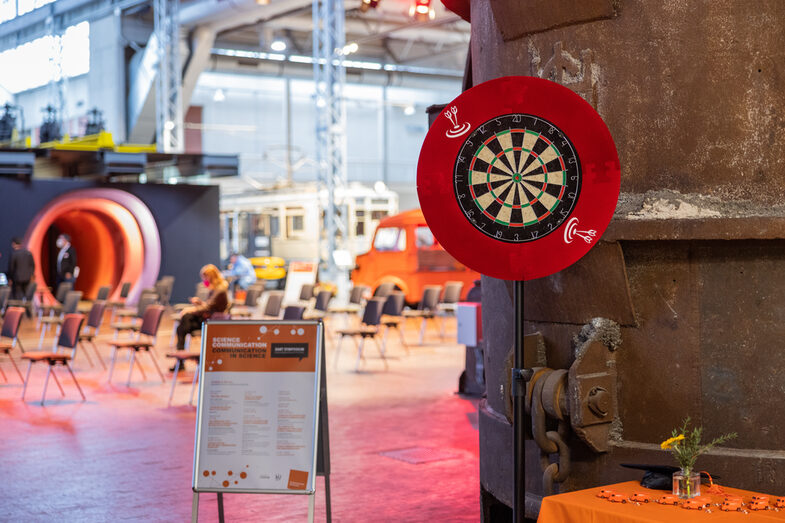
[{"x1": 660, "y1": 417, "x2": 737, "y2": 474}]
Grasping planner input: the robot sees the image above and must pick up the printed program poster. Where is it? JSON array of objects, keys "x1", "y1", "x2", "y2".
[{"x1": 193, "y1": 321, "x2": 322, "y2": 494}]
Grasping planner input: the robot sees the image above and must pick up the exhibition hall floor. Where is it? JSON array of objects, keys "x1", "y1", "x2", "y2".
[{"x1": 0, "y1": 314, "x2": 479, "y2": 521}]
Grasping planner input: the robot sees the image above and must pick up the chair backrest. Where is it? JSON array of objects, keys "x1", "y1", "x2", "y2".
[
  {"x1": 373, "y1": 282, "x2": 395, "y2": 298},
  {"x1": 299, "y1": 283, "x2": 315, "y2": 301},
  {"x1": 313, "y1": 290, "x2": 332, "y2": 312},
  {"x1": 420, "y1": 285, "x2": 442, "y2": 311},
  {"x1": 24, "y1": 281, "x2": 37, "y2": 301},
  {"x1": 441, "y1": 281, "x2": 464, "y2": 304},
  {"x1": 86, "y1": 300, "x2": 107, "y2": 329},
  {"x1": 349, "y1": 285, "x2": 369, "y2": 305},
  {"x1": 119, "y1": 281, "x2": 131, "y2": 298},
  {"x1": 282, "y1": 305, "x2": 305, "y2": 320},
  {"x1": 136, "y1": 291, "x2": 159, "y2": 317},
  {"x1": 62, "y1": 290, "x2": 83, "y2": 314},
  {"x1": 360, "y1": 298, "x2": 386, "y2": 327},
  {"x1": 95, "y1": 285, "x2": 110, "y2": 301},
  {"x1": 382, "y1": 291, "x2": 405, "y2": 316},
  {"x1": 244, "y1": 286, "x2": 263, "y2": 307},
  {"x1": 57, "y1": 313, "x2": 85, "y2": 350},
  {"x1": 54, "y1": 281, "x2": 73, "y2": 303},
  {"x1": 139, "y1": 304, "x2": 165, "y2": 337},
  {"x1": 0, "y1": 286, "x2": 10, "y2": 311},
  {"x1": 263, "y1": 291, "x2": 284, "y2": 317},
  {"x1": 1, "y1": 306, "x2": 24, "y2": 339}
]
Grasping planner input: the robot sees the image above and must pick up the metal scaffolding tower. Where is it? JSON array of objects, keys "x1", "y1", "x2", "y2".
[
  {"x1": 313, "y1": 0, "x2": 348, "y2": 282},
  {"x1": 154, "y1": 0, "x2": 183, "y2": 153}
]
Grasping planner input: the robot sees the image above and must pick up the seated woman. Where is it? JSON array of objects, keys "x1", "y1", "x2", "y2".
[{"x1": 175, "y1": 264, "x2": 231, "y2": 351}]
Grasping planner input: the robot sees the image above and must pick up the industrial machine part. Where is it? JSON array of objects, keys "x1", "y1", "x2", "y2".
[{"x1": 39, "y1": 105, "x2": 62, "y2": 144}]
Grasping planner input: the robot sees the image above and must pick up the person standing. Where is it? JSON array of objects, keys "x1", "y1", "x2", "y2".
[
  {"x1": 8, "y1": 237, "x2": 34, "y2": 300},
  {"x1": 55, "y1": 233, "x2": 77, "y2": 290}
]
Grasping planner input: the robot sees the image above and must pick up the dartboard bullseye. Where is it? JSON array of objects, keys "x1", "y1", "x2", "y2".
[
  {"x1": 454, "y1": 114, "x2": 580, "y2": 243},
  {"x1": 417, "y1": 76, "x2": 620, "y2": 281}
]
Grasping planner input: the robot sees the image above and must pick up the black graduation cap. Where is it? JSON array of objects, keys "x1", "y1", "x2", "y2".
[{"x1": 621, "y1": 464, "x2": 719, "y2": 490}]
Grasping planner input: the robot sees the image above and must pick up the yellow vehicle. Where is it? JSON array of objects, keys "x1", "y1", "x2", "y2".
[{"x1": 249, "y1": 256, "x2": 286, "y2": 287}]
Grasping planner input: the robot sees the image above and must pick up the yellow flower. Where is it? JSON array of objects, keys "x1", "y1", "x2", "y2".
[{"x1": 661, "y1": 434, "x2": 685, "y2": 449}]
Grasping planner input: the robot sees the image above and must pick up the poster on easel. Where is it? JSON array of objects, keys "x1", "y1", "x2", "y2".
[{"x1": 193, "y1": 320, "x2": 323, "y2": 495}]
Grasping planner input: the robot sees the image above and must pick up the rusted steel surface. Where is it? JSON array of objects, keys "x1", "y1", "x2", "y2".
[
  {"x1": 470, "y1": 0, "x2": 785, "y2": 515},
  {"x1": 523, "y1": 242, "x2": 636, "y2": 326},
  {"x1": 488, "y1": 0, "x2": 616, "y2": 41},
  {"x1": 471, "y1": 0, "x2": 785, "y2": 205}
]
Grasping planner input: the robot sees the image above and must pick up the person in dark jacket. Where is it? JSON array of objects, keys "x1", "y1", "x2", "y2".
[
  {"x1": 55, "y1": 233, "x2": 77, "y2": 289},
  {"x1": 8, "y1": 237, "x2": 34, "y2": 300},
  {"x1": 175, "y1": 264, "x2": 231, "y2": 351}
]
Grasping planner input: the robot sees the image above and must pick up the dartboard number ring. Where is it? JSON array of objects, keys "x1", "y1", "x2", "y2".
[{"x1": 453, "y1": 113, "x2": 581, "y2": 243}]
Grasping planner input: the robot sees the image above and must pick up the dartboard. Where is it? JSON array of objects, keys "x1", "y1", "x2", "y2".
[
  {"x1": 454, "y1": 114, "x2": 580, "y2": 243},
  {"x1": 417, "y1": 76, "x2": 620, "y2": 281}
]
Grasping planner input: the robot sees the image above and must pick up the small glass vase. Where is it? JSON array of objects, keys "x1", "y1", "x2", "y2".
[{"x1": 672, "y1": 469, "x2": 700, "y2": 499}]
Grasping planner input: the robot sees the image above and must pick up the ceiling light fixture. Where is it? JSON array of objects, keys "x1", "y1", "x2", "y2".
[
  {"x1": 213, "y1": 88, "x2": 225, "y2": 102},
  {"x1": 270, "y1": 39, "x2": 287, "y2": 52}
]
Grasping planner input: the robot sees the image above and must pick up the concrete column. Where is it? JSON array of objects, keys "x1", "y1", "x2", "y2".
[{"x1": 88, "y1": 10, "x2": 126, "y2": 142}]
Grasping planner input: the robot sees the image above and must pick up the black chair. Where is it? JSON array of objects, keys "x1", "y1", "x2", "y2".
[
  {"x1": 304, "y1": 290, "x2": 333, "y2": 320},
  {"x1": 107, "y1": 304, "x2": 166, "y2": 386},
  {"x1": 334, "y1": 298, "x2": 387, "y2": 372},
  {"x1": 261, "y1": 291, "x2": 285, "y2": 318},
  {"x1": 299, "y1": 283, "x2": 315, "y2": 302},
  {"x1": 7, "y1": 280, "x2": 37, "y2": 319},
  {"x1": 230, "y1": 285, "x2": 265, "y2": 318},
  {"x1": 437, "y1": 281, "x2": 464, "y2": 339},
  {"x1": 78, "y1": 300, "x2": 108, "y2": 369},
  {"x1": 373, "y1": 282, "x2": 395, "y2": 298},
  {"x1": 282, "y1": 305, "x2": 305, "y2": 320},
  {"x1": 0, "y1": 286, "x2": 11, "y2": 315},
  {"x1": 381, "y1": 291, "x2": 408, "y2": 355},
  {"x1": 110, "y1": 291, "x2": 159, "y2": 339},
  {"x1": 0, "y1": 306, "x2": 26, "y2": 381},
  {"x1": 402, "y1": 285, "x2": 443, "y2": 345},
  {"x1": 36, "y1": 281, "x2": 72, "y2": 321},
  {"x1": 107, "y1": 281, "x2": 132, "y2": 321},
  {"x1": 38, "y1": 290, "x2": 82, "y2": 350},
  {"x1": 96, "y1": 285, "x2": 111, "y2": 301},
  {"x1": 21, "y1": 313, "x2": 86, "y2": 405},
  {"x1": 328, "y1": 284, "x2": 369, "y2": 315}
]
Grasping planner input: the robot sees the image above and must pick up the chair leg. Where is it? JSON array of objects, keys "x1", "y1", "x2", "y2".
[
  {"x1": 16, "y1": 338, "x2": 25, "y2": 353},
  {"x1": 51, "y1": 367, "x2": 65, "y2": 397},
  {"x1": 168, "y1": 359, "x2": 181, "y2": 407},
  {"x1": 382, "y1": 327, "x2": 390, "y2": 355},
  {"x1": 333, "y1": 336, "x2": 344, "y2": 369},
  {"x1": 107, "y1": 348, "x2": 118, "y2": 383},
  {"x1": 419, "y1": 318, "x2": 427, "y2": 345},
  {"x1": 64, "y1": 362, "x2": 86, "y2": 401},
  {"x1": 80, "y1": 342, "x2": 95, "y2": 368},
  {"x1": 90, "y1": 341, "x2": 107, "y2": 370},
  {"x1": 398, "y1": 326, "x2": 409, "y2": 354},
  {"x1": 8, "y1": 354, "x2": 24, "y2": 381},
  {"x1": 355, "y1": 338, "x2": 365, "y2": 372},
  {"x1": 189, "y1": 364, "x2": 200, "y2": 406},
  {"x1": 0, "y1": 361, "x2": 6, "y2": 382},
  {"x1": 37, "y1": 323, "x2": 47, "y2": 350},
  {"x1": 148, "y1": 349, "x2": 165, "y2": 383},
  {"x1": 372, "y1": 337, "x2": 388, "y2": 370},
  {"x1": 41, "y1": 365, "x2": 52, "y2": 405},
  {"x1": 126, "y1": 350, "x2": 137, "y2": 386},
  {"x1": 21, "y1": 361, "x2": 32, "y2": 400}
]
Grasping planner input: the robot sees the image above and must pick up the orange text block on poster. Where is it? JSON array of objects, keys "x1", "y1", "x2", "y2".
[{"x1": 202, "y1": 322, "x2": 319, "y2": 373}]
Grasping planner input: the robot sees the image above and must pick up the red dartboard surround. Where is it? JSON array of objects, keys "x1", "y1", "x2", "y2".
[{"x1": 417, "y1": 76, "x2": 620, "y2": 281}]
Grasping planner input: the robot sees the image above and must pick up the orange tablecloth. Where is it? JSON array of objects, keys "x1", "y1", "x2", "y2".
[{"x1": 538, "y1": 481, "x2": 785, "y2": 522}]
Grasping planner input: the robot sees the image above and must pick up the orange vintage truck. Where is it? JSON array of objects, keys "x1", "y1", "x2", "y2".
[{"x1": 351, "y1": 209, "x2": 480, "y2": 304}]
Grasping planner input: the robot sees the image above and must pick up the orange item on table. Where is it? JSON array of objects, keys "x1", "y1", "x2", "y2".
[{"x1": 537, "y1": 481, "x2": 785, "y2": 522}]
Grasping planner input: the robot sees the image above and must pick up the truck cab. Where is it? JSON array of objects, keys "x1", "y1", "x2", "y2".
[{"x1": 352, "y1": 209, "x2": 480, "y2": 304}]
